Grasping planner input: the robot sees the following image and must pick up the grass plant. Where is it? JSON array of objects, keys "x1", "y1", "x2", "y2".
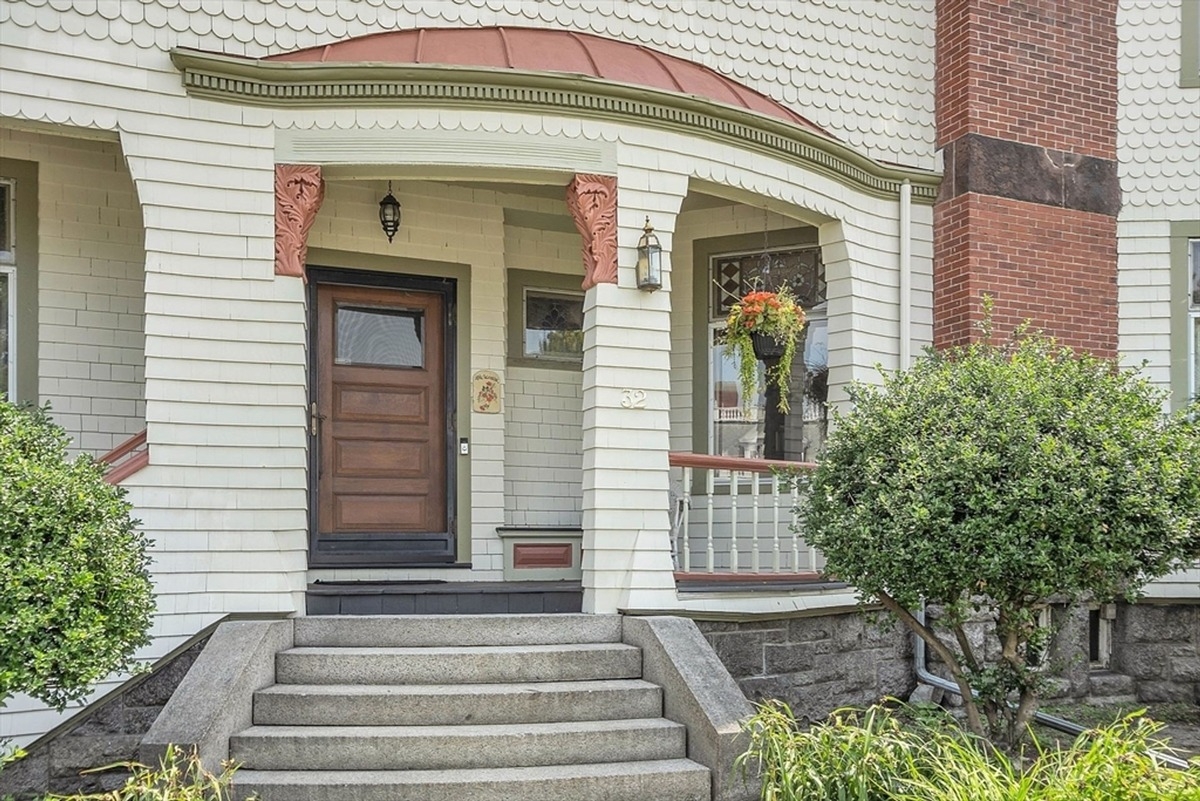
[
  {"x1": 739, "y1": 701, "x2": 1200, "y2": 801},
  {"x1": 42, "y1": 744, "x2": 251, "y2": 801}
]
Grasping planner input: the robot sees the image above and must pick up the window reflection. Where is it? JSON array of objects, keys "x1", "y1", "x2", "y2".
[
  {"x1": 710, "y1": 246, "x2": 827, "y2": 463},
  {"x1": 335, "y1": 306, "x2": 424, "y2": 368}
]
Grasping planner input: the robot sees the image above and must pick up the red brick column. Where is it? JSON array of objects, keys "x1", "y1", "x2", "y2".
[{"x1": 934, "y1": 0, "x2": 1119, "y2": 355}]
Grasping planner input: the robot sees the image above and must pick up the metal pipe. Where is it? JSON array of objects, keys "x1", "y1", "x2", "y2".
[
  {"x1": 910, "y1": 607, "x2": 1189, "y2": 769},
  {"x1": 898, "y1": 179, "x2": 912, "y2": 369}
]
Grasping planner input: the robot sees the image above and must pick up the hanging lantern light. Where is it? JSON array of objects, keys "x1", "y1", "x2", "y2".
[
  {"x1": 635, "y1": 217, "x2": 663, "y2": 292},
  {"x1": 378, "y1": 181, "x2": 402, "y2": 243}
]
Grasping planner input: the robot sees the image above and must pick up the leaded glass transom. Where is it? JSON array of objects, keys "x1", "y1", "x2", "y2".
[{"x1": 711, "y1": 246, "x2": 825, "y2": 319}]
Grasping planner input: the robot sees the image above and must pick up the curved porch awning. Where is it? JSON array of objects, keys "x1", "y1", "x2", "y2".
[{"x1": 264, "y1": 26, "x2": 825, "y2": 135}]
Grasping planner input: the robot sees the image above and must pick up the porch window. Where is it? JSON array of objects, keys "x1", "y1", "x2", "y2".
[
  {"x1": 0, "y1": 178, "x2": 13, "y2": 399},
  {"x1": 523, "y1": 288, "x2": 583, "y2": 362},
  {"x1": 709, "y1": 246, "x2": 827, "y2": 463}
]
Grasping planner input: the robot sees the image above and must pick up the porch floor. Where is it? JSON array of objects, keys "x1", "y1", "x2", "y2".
[{"x1": 306, "y1": 580, "x2": 583, "y2": 616}]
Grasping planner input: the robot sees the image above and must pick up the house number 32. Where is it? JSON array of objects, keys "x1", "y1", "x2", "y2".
[{"x1": 621, "y1": 389, "x2": 647, "y2": 409}]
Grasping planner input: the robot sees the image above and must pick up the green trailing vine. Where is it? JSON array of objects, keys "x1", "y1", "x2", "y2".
[{"x1": 722, "y1": 285, "x2": 807, "y2": 414}]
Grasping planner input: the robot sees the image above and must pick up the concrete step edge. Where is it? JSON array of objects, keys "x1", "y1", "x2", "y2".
[
  {"x1": 235, "y1": 718, "x2": 683, "y2": 739},
  {"x1": 233, "y1": 758, "x2": 710, "y2": 784},
  {"x1": 294, "y1": 614, "x2": 623, "y2": 647},
  {"x1": 255, "y1": 678, "x2": 660, "y2": 697}
]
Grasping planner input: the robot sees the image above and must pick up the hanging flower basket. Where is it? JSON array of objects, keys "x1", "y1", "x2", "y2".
[{"x1": 723, "y1": 287, "x2": 806, "y2": 414}]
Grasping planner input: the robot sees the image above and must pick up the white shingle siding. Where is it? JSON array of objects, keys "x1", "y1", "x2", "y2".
[
  {"x1": 0, "y1": 128, "x2": 147, "y2": 452},
  {"x1": 1117, "y1": 1, "x2": 1200, "y2": 385},
  {"x1": 0, "y1": 0, "x2": 937, "y2": 170},
  {"x1": 1116, "y1": 1, "x2": 1200, "y2": 599}
]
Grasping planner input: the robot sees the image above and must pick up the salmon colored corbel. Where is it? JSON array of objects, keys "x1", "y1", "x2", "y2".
[
  {"x1": 566, "y1": 174, "x2": 618, "y2": 290},
  {"x1": 274, "y1": 164, "x2": 325, "y2": 280}
]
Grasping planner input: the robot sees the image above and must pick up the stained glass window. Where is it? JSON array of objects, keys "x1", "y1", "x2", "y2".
[{"x1": 524, "y1": 289, "x2": 584, "y2": 361}]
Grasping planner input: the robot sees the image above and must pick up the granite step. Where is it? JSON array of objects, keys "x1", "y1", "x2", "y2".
[
  {"x1": 232, "y1": 759, "x2": 712, "y2": 801},
  {"x1": 230, "y1": 718, "x2": 686, "y2": 771},
  {"x1": 253, "y1": 678, "x2": 662, "y2": 726},
  {"x1": 274, "y1": 643, "x2": 642, "y2": 685}
]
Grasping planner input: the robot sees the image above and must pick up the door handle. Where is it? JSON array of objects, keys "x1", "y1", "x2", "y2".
[{"x1": 310, "y1": 401, "x2": 326, "y2": 436}]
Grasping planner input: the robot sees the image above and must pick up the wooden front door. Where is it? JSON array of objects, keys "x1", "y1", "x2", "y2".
[{"x1": 311, "y1": 278, "x2": 454, "y2": 565}]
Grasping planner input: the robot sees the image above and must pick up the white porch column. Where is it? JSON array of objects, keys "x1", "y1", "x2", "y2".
[{"x1": 579, "y1": 166, "x2": 689, "y2": 614}]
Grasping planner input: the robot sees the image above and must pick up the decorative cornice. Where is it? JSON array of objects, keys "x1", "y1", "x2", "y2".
[
  {"x1": 566, "y1": 174, "x2": 618, "y2": 290},
  {"x1": 171, "y1": 48, "x2": 941, "y2": 204}
]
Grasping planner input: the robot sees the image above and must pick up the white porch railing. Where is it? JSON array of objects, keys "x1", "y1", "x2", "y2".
[{"x1": 669, "y1": 452, "x2": 823, "y2": 577}]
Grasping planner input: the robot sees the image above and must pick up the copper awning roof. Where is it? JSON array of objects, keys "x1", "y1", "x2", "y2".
[{"x1": 265, "y1": 26, "x2": 824, "y2": 134}]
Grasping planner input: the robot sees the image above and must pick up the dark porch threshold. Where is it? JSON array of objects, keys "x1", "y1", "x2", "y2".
[
  {"x1": 674, "y1": 572, "x2": 848, "y2": 594},
  {"x1": 306, "y1": 580, "x2": 583, "y2": 615}
]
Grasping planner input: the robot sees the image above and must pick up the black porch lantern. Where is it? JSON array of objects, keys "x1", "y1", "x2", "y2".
[
  {"x1": 635, "y1": 217, "x2": 663, "y2": 291},
  {"x1": 378, "y1": 181, "x2": 402, "y2": 243}
]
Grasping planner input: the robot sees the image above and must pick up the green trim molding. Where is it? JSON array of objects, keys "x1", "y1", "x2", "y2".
[
  {"x1": 506, "y1": 269, "x2": 585, "y2": 372},
  {"x1": 1182, "y1": 0, "x2": 1200, "y2": 90},
  {"x1": 0, "y1": 157, "x2": 39, "y2": 405},
  {"x1": 169, "y1": 49, "x2": 941, "y2": 204},
  {"x1": 1170, "y1": 220, "x2": 1200, "y2": 410}
]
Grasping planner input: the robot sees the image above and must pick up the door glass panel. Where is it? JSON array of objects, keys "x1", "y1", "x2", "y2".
[{"x1": 336, "y1": 305, "x2": 423, "y2": 368}]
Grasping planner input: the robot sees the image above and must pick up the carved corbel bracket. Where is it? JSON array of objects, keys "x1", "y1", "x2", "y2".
[
  {"x1": 566, "y1": 174, "x2": 618, "y2": 290},
  {"x1": 274, "y1": 164, "x2": 325, "y2": 280}
]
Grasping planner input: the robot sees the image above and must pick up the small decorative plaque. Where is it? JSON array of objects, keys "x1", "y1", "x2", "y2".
[{"x1": 472, "y1": 370, "x2": 501, "y2": 414}]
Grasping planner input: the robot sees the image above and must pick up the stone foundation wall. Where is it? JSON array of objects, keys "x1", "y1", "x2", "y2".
[
  {"x1": 696, "y1": 611, "x2": 915, "y2": 724},
  {"x1": 1111, "y1": 603, "x2": 1200, "y2": 703},
  {"x1": 0, "y1": 638, "x2": 209, "y2": 799}
]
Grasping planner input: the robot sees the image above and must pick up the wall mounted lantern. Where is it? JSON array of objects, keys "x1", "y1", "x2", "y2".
[
  {"x1": 378, "y1": 181, "x2": 402, "y2": 243},
  {"x1": 635, "y1": 217, "x2": 663, "y2": 291}
]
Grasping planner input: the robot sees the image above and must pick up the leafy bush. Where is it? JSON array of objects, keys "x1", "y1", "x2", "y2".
[
  {"x1": 0, "y1": 401, "x2": 154, "y2": 710},
  {"x1": 798, "y1": 321, "x2": 1200, "y2": 745},
  {"x1": 739, "y1": 701, "x2": 1200, "y2": 801},
  {"x1": 44, "y1": 744, "x2": 250, "y2": 801}
]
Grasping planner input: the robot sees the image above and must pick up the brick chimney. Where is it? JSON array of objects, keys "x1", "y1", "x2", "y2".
[{"x1": 934, "y1": 0, "x2": 1119, "y2": 355}]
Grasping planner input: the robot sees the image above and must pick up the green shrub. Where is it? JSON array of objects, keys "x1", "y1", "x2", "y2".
[
  {"x1": 798, "y1": 319, "x2": 1200, "y2": 745},
  {"x1": 44, "y1": 744, "x2": 250, "y2": 801},
  {"x1": 0, "y1": 401, "x2": 154, "y2": 710},
  {"x1": 739, "y1": 701, "x2": 1200, "y2": 801}
]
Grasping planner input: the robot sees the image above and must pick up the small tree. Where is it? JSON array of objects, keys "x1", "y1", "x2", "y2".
[
  {"x1": 799, "y1": 324, "x2": 1200, "y2": 747},
  {"x1": 0, "y1": 401, "x2": 154, "y2": 710}
]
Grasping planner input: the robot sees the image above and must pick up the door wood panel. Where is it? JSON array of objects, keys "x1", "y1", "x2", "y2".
[{"x1": 311, "y1": 279, "x2": 453, "y2": 564}]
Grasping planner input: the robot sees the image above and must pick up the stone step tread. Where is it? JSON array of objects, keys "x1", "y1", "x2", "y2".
[
  {"x1": 294, "y1": 614, "x2": 622, "y2": 647},
  {"x1": 253, "y1": 679, "x2": 663, "y2": 726},
  {"x1": 280, "y1": 643, "x2": 639, "y2": 657},
  {"x1": 275, "y1": 643, "x2": 642, "y2": 685},
  {"x1": 1084, "y1": 694, "x2": 1139, "y2": 705},
  {"x1": 231, "y1": 717, "x2": 686, "y2": 771},
  {"x1": 232, "y1": 759, "x2": 712, "y2": 801},
  {"x1": 235, "y1": 717, "x2": 683, "y2": 740},
  {"x1": 256, "y1": 678, "x2": 660, "y2": 698}
]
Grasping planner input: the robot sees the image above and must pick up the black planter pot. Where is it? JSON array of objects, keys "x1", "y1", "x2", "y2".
[{"x1": 751, "y1": 331, "x2": 786, "y2": 360}]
